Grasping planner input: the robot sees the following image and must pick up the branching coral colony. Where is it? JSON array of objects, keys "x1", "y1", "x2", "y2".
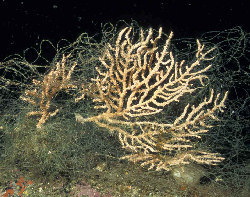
[
  {"x1": 21, "y1": 54, "x2": 77, "y2": 128},
  {"x1": 21, "y1": 26, "x2": 228, "y2": 171},
  {"x1": 75, "y1": 27, "x2": 228, "y2": 171}
]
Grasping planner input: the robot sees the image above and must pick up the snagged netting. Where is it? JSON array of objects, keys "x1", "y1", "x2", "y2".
[{"x1": 0, "y1": 22, "x2": 249, "y2": 196}]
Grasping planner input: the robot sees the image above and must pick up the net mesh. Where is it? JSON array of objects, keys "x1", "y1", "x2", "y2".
[{"x1": 0, "y1": 22, "x2": 249, "y2": 196}]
